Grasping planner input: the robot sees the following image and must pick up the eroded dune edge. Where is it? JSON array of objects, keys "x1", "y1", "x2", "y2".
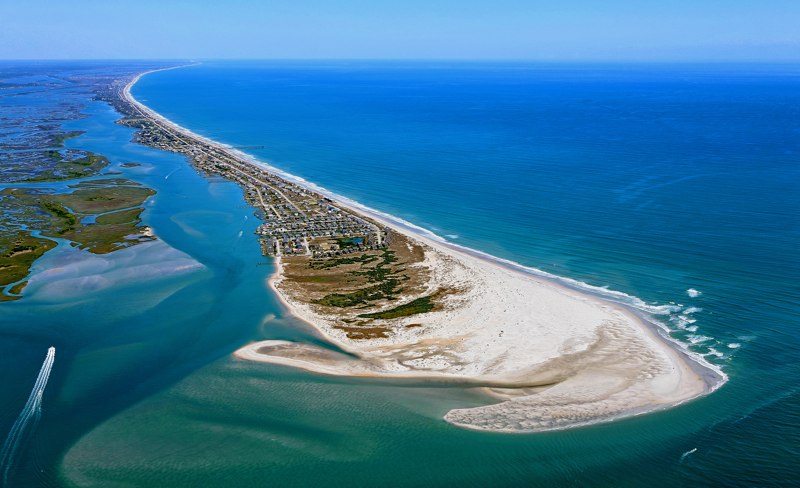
[{"x1": 124, "y1": 67, "x2": 721, "y2": 433}]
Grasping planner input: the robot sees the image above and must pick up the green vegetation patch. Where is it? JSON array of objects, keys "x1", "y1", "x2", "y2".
[
  {"x1": 0, "y1": 141, "x2": 156, "y2": 303},
  {"x1": 2, "y1": 181, "x2": 155, "y2": 262},
  {"x1": 347, "y1": 248, "x2": 399, "y2": 283},
  {"x1": 95, "y1": 208, "x2": 144, "y2": 225},
  {"x1": 53, "y1": 185, "x2": 154, "y2": 214},
  {"x1": 358, "y1": 294, "x2": 436, "y2": 320},
  {"x1": 309, "y1": 253, "x2": 378, "y2": 270},
  {"x1": 42, "y1": 202, "x2": 78, "y2": 234},
  {"x1": 40, "y1": 185, "x2": 154, "y2": 253},
  {"x1": 70, "y1": 178, "x2": 142, "y2": 188},
  {"x1": 308, "y1": 246, "x2": 411, "y2": 310},
  {"x1": 60, "y1": 221, "x2": 151, "y2": 254},
  {"x1": 315, "y1": 278, "x2": 401, "y2": 308},
  {"x1": 25, "y1": 152, "x2": 110, "y2": 182},
  {"x1": 8, "y1": 280, "x2": 28, "y2": 295},
  {"x1": 50, "y1": 131, "x2": 84, "y2": 147},
  {"x1": 0, "y1": 231, "x2": 57, "y2": 288}
]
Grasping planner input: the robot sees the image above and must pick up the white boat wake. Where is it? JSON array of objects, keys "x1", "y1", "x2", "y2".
[
  {"x1": 0, "y1": 347, "x2": 55, "y2": 487},
  {"x1": 680, "y1": 447, "x2": 697, "y2": 463}
]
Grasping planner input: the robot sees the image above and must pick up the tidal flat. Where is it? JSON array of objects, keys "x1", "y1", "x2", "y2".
[
  {"x1": 0, "y1": 178, "x2": 156, "y2": 299},
  {"x1": 0, "y1": 65, "x2": 158, "y2": 300}
]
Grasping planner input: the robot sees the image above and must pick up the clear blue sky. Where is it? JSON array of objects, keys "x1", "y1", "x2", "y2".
[{"x1": 1, "y1": 0, "x2": 798, "y2": 60}]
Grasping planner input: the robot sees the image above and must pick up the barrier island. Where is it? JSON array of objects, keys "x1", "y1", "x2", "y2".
[{"x1": 112, "y1": 67, "x2": 723, "y2": 433}]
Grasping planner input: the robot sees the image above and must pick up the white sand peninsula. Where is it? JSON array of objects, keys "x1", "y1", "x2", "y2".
[
  {"x1": 123, "y1": 67, "x2": 715, "y2": 433},
  {"x1": 237, "y1": 217, "x2": 713, "y2": 433}
]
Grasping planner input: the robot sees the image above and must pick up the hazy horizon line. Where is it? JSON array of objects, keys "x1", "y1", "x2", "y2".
[{"x1": 2, "y1": 57, "x2": 800, "y2": 64}]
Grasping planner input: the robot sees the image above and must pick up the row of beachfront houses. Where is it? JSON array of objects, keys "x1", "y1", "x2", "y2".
[
  {"x1": 255, "y1": 211, "x2": 387, "y2": 257},
  {"x1": 260, "y1": 234, "x2": 389, "y2": 258},
  {"x1": 131, "y1": 123, "x2": 390, "y2": 257}
]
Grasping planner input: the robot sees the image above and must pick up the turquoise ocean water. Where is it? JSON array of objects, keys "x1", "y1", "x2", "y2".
[{"x1": 2, "y1": 61, "x2": 799, "y2": 486}]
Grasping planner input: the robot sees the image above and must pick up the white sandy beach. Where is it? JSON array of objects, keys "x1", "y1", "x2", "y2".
[
  {"x1": 238, "y1": 226, "x2": 711, "y2": 433},
  {"x1": 124, "y1": 69, "x2": 719, "y2": 433}
]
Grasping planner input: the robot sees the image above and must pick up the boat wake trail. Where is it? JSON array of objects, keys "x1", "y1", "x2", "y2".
[
  {"x1": 680, "y1": 447, "x2": 697, "y2": 463},
  {"x1": 0, "y1": 347, "x2": 55, "y2": 487},
  {"x1": 164, "y1": 167, "x2": 180, "y2": 180}
]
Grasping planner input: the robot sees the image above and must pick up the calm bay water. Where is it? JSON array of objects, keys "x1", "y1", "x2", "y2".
[{"x1": 2, "y1": 62, "x2": 799, "y2": 486}]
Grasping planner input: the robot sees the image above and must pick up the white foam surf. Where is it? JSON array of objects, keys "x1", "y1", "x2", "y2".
[{"x1": 688, "y1": 334, "x2": 712, "y2": 344}]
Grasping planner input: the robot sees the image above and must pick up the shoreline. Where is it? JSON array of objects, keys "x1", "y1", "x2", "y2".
[{"x1": 122, "y1": 65, "x2": 726, "y2": 433}]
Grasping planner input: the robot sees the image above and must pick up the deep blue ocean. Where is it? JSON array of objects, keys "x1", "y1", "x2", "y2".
[{"x1": 2, "y1": 61, "x2": 798, "y2": 486}]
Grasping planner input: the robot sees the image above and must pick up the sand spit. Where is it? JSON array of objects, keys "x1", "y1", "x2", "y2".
[
  {"x1": 125, "y1": 68, "x2": 720, "y2": 433},
  {"x1": 239, "y1": 230, "x2": 712, "y2": 433}
]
